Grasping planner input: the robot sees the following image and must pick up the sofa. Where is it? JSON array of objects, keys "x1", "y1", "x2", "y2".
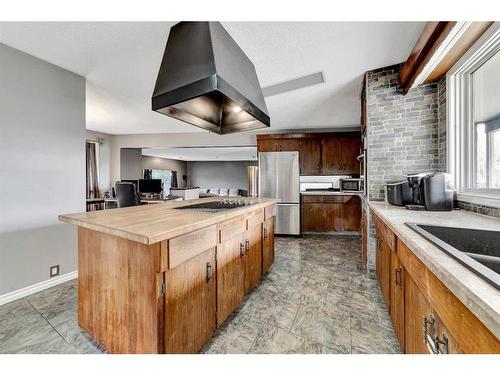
[{"x1": 199, "y1": 188, "x2": 248, "y2": 197}]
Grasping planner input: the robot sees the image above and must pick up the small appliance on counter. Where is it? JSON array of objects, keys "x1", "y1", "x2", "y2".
[
  {"x1": 386, "y1": 180, "x2": 412, "y2": 206},
  {"x1": 396, "y1": 172, "x2": 454, "y2": 211},
  {"x1": 340, "y1": 178, "x2": 363, "y2": 192}
]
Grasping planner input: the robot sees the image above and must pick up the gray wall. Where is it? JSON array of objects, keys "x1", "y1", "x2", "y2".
[
  {"x1": 0, "y1": 43, "x2": 85, "y2": 296},
  {"x1": 366, "y1": 63, "x2": 441, "y2": 201},
  {"x1": 187, "y1": 161, "x2": 257, "y2": 190},
  {"x1": 120, "y1": 148, "x2": 142, "y2": 180}
]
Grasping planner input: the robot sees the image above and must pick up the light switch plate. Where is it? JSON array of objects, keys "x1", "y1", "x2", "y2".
[{"x1": 50, "y1": 265, "x2": 60, "y2": 277}]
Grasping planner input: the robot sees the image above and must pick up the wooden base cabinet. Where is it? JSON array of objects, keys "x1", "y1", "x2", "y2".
[
  {"x1": 301, "y1": 195, "x2": 361, "y2": 233},
  {"x1": 372, "y1": 212, "x2": 500, "y2": 354},
  {"x1": 262, "y1": 217, "x2": 275, "y2": 274},
  {"x1": 165, "y1": 247, "x2": 216, "y2": 354},
  {"x1": 244, "y1": 222, "x2": 263, "y2": 294}
]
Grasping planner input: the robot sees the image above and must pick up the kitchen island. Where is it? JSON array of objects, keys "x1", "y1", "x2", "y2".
[{"x1": 59, "y1": 197, "x2": 278, "y2": 354}]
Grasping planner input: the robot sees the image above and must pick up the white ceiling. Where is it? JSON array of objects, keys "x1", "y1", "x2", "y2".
[
  {"x1": 0, "y1": 22, "x2": 423, "y2": 135},
  {"x1": 142, "y1": 146, "x2": 257, "y2": 161}
]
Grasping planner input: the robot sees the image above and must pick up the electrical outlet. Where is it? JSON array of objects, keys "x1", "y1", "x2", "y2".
[{"x1": 50, "y1": 265, "x2": 60, "y2": 277}]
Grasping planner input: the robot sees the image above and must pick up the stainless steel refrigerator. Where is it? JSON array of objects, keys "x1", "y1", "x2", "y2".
[{"x1": 258, "y1": 151, "x2": 300, "y2": 235}]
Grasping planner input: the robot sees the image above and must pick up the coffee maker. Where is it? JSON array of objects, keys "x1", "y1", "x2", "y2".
[{"x1": 405, "y1": 172, "x2": 453, "y2": 211}]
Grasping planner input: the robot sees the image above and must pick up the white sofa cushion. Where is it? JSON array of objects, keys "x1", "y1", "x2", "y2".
[
  {"x1": 208, "y1": 188, "x2": 219, "y2": 195},
  {"x1": 219, "y1": 188, "x2": 229, "y2": 196},
  {"x1": 228, "y1": 188, "x2": 239, "y2": 196}
]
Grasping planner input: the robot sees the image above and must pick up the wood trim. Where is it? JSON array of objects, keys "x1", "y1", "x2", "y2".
[
  {"x1": 400, "y1": 22, "x2": 493, "y2": 94},
  {"x1": 398, "y1": 239, "x2": 500, "y2": 353},
  {"x1": 256, "y1": 131, "x2": 360, "y2": 140},
  {"x1": 264, "y1": 204, "x2": 277, "y2": 220}
]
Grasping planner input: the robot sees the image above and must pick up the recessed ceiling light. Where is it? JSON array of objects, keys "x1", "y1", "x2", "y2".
[{"x1": 232, "y1": 106, "x2": 242, "y2": 113}]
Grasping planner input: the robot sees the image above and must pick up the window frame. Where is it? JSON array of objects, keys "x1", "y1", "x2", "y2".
[{"x1": 447, "y1": 22, "x2": 500, "y2": 208}]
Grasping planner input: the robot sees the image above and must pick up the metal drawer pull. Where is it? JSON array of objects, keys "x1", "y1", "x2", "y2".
[
  {"x1": 423, "y1": 315, "x2": 437, "y2": 354},
  {"x1": 206, "y1": 262, "x2": 213, "y2": 281},
  {"x1": 245, "y1": 239, "x2": 250, "y2": 251},
  {"x1": 240, "y1": 243, "x2": 245, "y2": 256},
  {"x1": 263, "y1": 228, "x2": 268, "y2": 239},
  {"x1": 434, "y1": 334, "x2": 449, "y2": 354}
]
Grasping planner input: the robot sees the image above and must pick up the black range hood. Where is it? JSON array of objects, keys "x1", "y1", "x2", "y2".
[{"x1": 152, "y1": 22, "x2": 270, "y2": 135}]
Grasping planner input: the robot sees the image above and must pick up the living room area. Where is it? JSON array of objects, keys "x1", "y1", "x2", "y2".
[{"x1": 86, "y1": 128, "x2": 258, "y2": 210}]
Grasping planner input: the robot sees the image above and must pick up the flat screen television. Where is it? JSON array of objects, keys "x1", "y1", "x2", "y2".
[{"x1": 139, "y1": 179, "x2": 162, "y2": 194}]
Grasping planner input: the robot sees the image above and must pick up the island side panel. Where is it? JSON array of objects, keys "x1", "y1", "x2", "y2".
[{"x1": 78, "y1": 227, "x2": 162, "y2": 353}]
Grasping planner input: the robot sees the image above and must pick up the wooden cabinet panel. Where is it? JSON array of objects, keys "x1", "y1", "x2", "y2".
[
  {"x1": 434, "y1": 315, "x2": 463, "y2": 354},
  {"x1": 404, "y1": 270, "x2": 433, "y2": 354},
  {"x1": 244, "y1": 223, "x2": 263, "y2": 293},
  {"x1": 262, "y1": 217, "x2": 275, "y2": 274},
  {"x1": 341, "y1": 135, "x2": 361, "y2": 174},
  {"x1": 301, "y1": 202, "x2": 343, "y2": 232},
  {"x1": 361, "y1": 208, "x2": 367, "y2": 266},
  {"x1": 376, "y1": 233, "x2": 391, "y2": 309},
  {"x1": 341, "y1": 195, "x2": 361, "y2": 232},
  {"x1": 278, "y1": 139, "x2": 300, "y2": 151},
  {"x1": 167, "y1": 225, "x2": 217, "y2": 269},
  {"x1": 390, "y1": 248, "x2": 405, "y2": 350},
  {"x1": 165, "y1": 247, "x2": 216, "y2": 353},
  {"x1": 321, "y1": 137, "x2": 342, "y2": 174},
  {"x1": 216, "y1": 234, "x2": 245, "y2": 326},
  {"x1": 299, "y1": 139, "x2": 321, "y2": 174},
  {"x1": 257, "y1": 139, "x2": 279, "y2": 152},
  {"x1": 301, "y1": 194, "x2": 344, "y2": 203}
]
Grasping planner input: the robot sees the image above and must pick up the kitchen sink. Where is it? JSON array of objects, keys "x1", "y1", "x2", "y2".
[
  {"x1": 174, "y1": 199, "x2": 255, "y2": 213},
  {"x1": 406, "y1": 223, "x2": 500, "y2": 290}
]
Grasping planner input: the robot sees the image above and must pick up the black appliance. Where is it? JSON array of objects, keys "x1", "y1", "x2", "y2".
[
  {"x1": 404, "y1": 173, "x2": 453, "y2": 211},
  {"x1": 386, "y1": 180, "x2": 412, "y2": 206},
  {"x1": 174, "y1": 200, "x2": 254, "y2": 213},
  {"x1": 152, "y1": 22, "x2": 270, "y2": 135},
  {"x1": 406, "y1": 223, "x2": 500, "y2": 290}
]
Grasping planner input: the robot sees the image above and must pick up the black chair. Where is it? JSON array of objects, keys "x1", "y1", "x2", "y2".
[{"x1": 115, "y1": 182, "x2": 140, "y2": 208}]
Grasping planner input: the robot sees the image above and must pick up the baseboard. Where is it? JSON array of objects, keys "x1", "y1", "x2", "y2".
[{"x1": 0, "y1": 271, "x2": 78, "y2": 306}]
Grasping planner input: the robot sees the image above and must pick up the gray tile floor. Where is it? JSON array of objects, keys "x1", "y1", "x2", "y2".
[{"x1": 0, "y1": 235, "x2": 399, "y2": 354}]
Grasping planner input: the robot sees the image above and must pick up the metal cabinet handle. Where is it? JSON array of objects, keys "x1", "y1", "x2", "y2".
[
  {"x1": 245, "y1": 239, "x2": 250, "y2": 251},
  {"x1": 395, "y1": 267, "x2": 403, "y2": 287},
  {"x1": 206, "y1": 262, "x2": 213, "y2": 281},
  {"x1": 423, "y1": 315, "x2": 437, "y2": 354},
  {"x1": 240, "y1": 243, "x2": 245, "y2": 256},
  {"x1": 376, "y1": 237, "x2": 383, "y2": 251},
  {"x1": 434, "y1": 334, "x2": 449, "y2": 354},
  {"x1": 263, "y1": 228, "x2": 268, "y2": 239}
]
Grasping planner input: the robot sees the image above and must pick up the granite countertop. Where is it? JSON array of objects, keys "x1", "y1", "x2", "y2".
[
  {"x1": 300, "y1": 191, "x2": 363, "y2": 196},
  {"x1": 369, "y1": 201, "x2": 500, "y2": 339},
  {"x1": 59, "y1": 197, "x2": 278, "y2": 245}
]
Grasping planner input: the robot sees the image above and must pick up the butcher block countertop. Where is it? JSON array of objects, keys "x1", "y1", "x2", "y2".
[{"x1": 59, "y1": 197, "x2": 278, "y2": 245}]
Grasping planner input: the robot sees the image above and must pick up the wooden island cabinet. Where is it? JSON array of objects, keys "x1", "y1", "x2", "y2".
[
  {"x1": 372, "y1": 212, "x2": 500, "y2": 354},
  {"x1": 60, "y1": 197, "x2": 277, "y2": 354}
]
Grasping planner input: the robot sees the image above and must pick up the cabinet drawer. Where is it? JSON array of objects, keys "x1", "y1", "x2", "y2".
[
  {"x1": 219, "y1": 217, "x2": 247, "y2": 243},
  {"x1": 373, "y1": 213, "x2": 396, "y2": 252},
  {"x1": 264, "y1": 204, "x2": 277, "y2": 220},
  {"x1": 247, "y1": 209, "x2": 264, "y2": 229},
  {"x1": 301, "y1": 195, "x2": 344, "y2": 204},
  {"x1": 165, "y1": 225, "x2": 217, "y2": 269}
]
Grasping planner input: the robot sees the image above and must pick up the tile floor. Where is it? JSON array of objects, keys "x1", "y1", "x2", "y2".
[{"x1": 0, "y1": 235, "x2": 400, "y2": 354}]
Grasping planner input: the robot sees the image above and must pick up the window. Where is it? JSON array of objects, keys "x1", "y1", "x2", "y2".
[{"x1": 448, "y1": 23, "x2": 500, "y2": 207}]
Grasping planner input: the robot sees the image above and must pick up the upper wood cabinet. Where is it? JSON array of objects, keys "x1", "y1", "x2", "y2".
[
  {"x1": 299, "y1": 138, "x2": 322, "y2": 174},
  {"x1": 256, "y1": 132, "x2": 361, "y2": 175}
]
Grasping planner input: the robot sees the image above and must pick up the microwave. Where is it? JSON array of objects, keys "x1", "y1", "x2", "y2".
[{"x1": 340, "y1": 178, "x2": 363, "y2": 192}]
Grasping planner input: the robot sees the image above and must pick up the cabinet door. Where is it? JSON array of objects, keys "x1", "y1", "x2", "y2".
[
  {"x1": 299, "y1": 139, "x2": 321, "y2": 174},
  {"x1": 262, "y1": 217, "x2": 275, "y2": 274},
  {"x1": 244, "y1": 223, "x2": 263, "y2": 294},
  {"x1": 341, "y1": 135, "x2": 361, "y2": 174},
  {"x1": 278, "y1": 139, "x2": 300, "y2": 151},
  {"x1": 361, "y1": 209, "x2": 368, "y2": 266},
  {"x1": 404, "y1": 271, "x2": 433, "y2": 354},
  {"x1": 216, "y1": 234, "x2": 245, "y2": 326},
  {"x1": 390, "y1": 249, "x2": 405, "y2": 350},
  {"x1": 376, "y1": 234, "x2": 391, "y2": 309},
  {"x1": 321, "y1": 137, "x2": 342, "y2": 174},
  {"x1": 341, "y1": 195, "x2": 361, "y2": 232},
  {"x1": 434, "y1": 315, "x2": 463, "y2": 354},
  {"x1": 165, "y1": 247, "x2": 216, "y2": 353},
  {"x1": 257, "y1": 139, "x2": 279, "y2": 152},
  {"x1": 301, "y1": 202, "x2": 343, "y2": 232}
]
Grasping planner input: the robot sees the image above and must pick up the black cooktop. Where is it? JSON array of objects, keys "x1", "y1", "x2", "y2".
[
  {"x1": 406, "y1": 223, "x2": 500, "y2": 290},
  {"x1": 174, "y1": 200, "x2": 253, "y2": 213}
]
